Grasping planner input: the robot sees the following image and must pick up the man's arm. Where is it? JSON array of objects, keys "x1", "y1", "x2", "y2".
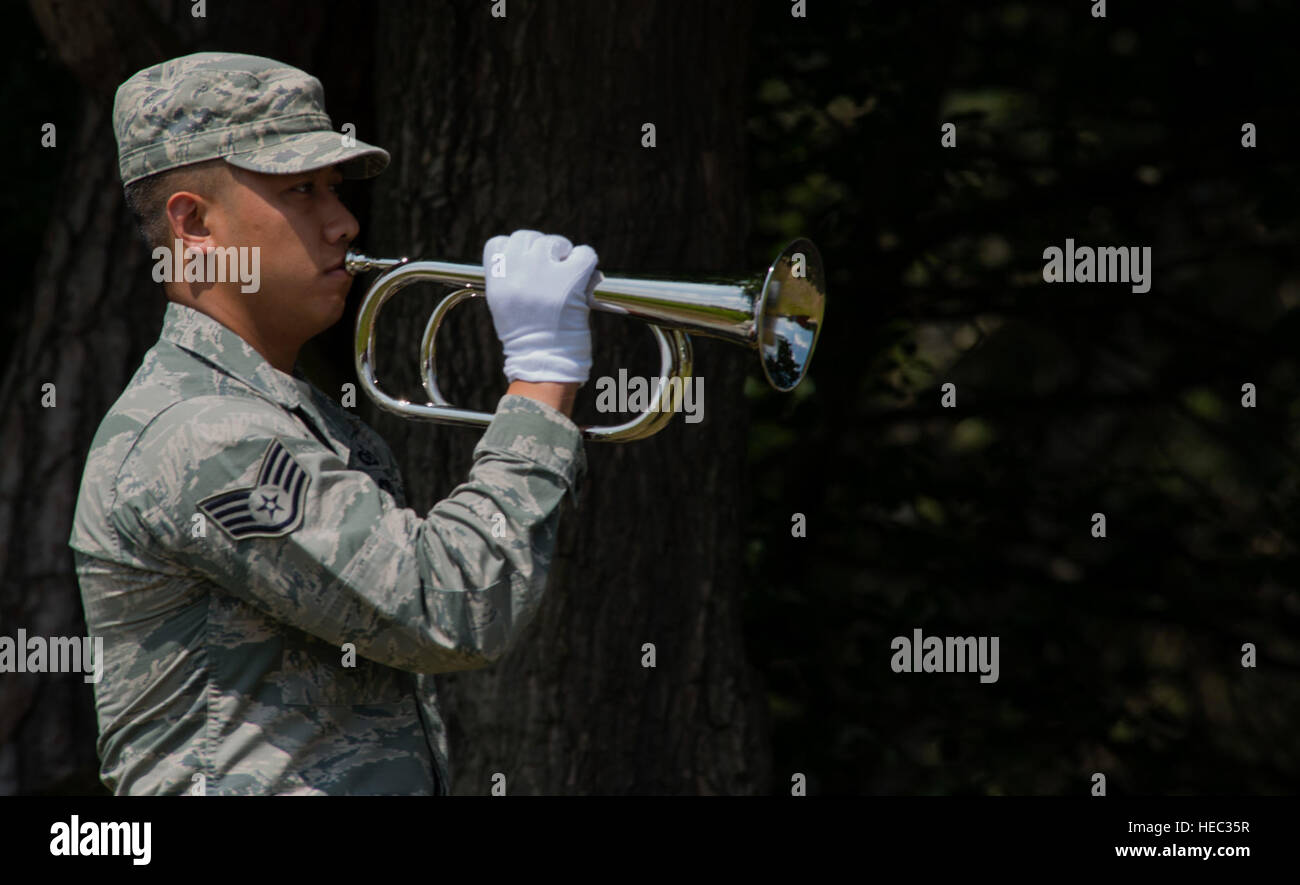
[
  {"x1": 114, "y1": 391, "x2": 584, "y2": 676},
  {"x1": 507, "y1": 380, "x2": 579, "y2": 416}
]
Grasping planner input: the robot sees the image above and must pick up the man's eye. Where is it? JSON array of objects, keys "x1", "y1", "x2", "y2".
[{"x1": 290, "y1": 182, "x2": 342, "y2": 195}]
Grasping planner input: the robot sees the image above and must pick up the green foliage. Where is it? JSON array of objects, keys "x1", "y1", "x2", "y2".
[{"x1": 742, "y1": 0, "x2": 1300, "y2": 795}]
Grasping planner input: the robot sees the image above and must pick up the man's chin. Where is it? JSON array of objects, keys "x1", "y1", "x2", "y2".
[
  {"x1": 320, "y1": 277, "x2": 351, "y2": 307},
  {"x1": 320, "y1": 287, "x2": 349, "y2": 323},
  {"x1": 292, "y1": 284, "x2": 350, "y2": 337}
]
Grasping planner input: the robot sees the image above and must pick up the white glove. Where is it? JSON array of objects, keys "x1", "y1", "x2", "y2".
[{"x1": 481, "y1": 230, "x2": 598, "y2": 384}]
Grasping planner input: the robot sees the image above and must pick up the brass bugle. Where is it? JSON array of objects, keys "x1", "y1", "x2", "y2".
[{"x1": 346, "y1": 238, "x2": 827, "y2": 442}]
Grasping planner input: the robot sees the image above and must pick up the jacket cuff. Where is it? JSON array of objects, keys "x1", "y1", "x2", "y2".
[{"x1": 475, "y1": 394, "x2": 586, "y2": 501}]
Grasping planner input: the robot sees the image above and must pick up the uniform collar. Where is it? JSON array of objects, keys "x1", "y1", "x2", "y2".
[{"x1": 159, "y1": 301, "x2": 305, "y2": 410}]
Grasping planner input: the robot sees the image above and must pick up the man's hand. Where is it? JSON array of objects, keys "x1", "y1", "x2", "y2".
[{"x1": 482, "y1": 230, "x2": 598, "y2": 385}]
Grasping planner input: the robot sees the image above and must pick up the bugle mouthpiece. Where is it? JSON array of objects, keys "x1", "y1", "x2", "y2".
[{"x1": 344, "y1": 252, "x2": 410, "y2": 275}]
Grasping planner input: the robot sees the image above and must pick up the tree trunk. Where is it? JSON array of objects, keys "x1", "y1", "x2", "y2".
[
  {"x1": 0, "y1": 0, "x2": 183, "y2": 794},
  {"x1": 369, "y1": 1, "x2": 772, "y2": 794}
]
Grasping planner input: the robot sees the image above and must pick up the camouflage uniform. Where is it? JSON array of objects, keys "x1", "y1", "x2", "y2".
[
  {"x1": 70, "y1": 302, "x2": 585, "y2": 795},
  {"x1": 69, "y1": 52, "x2": 587, "y2": 794}
]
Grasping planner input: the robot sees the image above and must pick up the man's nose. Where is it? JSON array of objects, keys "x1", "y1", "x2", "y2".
[{"x1": 327, "y1": 198, "x2": 360, "y2": 246}]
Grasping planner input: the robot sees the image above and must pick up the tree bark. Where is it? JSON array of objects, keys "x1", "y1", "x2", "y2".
[
  {"x1": 0, "y1": 0, "x2": 181, "y2": 795},
  {"x1": 369, "y1": 1, "x2": 772, "y2": 794}
]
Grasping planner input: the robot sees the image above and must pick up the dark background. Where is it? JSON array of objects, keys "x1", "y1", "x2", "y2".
[{"x1": 2, "y1": 0, "x2": 1297, "y2": 795}]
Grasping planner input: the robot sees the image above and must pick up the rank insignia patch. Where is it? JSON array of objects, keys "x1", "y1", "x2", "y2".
[{"x1": 198, "y1": 439, "x2": 310, "y2": 539}]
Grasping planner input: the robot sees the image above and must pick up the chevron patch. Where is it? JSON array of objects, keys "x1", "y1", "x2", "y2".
[{"x1": 198, "y1": 439, "x2": 310, "y2": 539}]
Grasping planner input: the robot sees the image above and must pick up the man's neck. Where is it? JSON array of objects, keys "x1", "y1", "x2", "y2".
[{"x1": 167, "y1": 294, "x2": 299, "y2": 373}]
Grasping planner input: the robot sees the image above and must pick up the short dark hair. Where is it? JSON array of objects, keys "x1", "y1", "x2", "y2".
[{"x1": 122, "y1": 158, "x2": 230, "y2": 251}]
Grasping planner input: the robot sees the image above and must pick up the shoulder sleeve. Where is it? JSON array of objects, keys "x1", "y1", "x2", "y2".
[{"x1": 113, "y1": 392, "x2": 585, "y2": 674}]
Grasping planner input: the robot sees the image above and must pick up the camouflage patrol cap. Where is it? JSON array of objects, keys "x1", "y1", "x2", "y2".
[{"x1": 113, "y1": 51, "x2": 389, "y2": 186}]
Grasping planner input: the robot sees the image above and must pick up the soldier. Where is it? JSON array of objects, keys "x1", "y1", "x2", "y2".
[{"x1": 69, "y1": 52, "x2": 596, "y2": 795}]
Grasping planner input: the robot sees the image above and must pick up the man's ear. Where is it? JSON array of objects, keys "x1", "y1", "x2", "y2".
[{"x1": 165, "y1": 190, "x2": 213, "y2": 253}]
